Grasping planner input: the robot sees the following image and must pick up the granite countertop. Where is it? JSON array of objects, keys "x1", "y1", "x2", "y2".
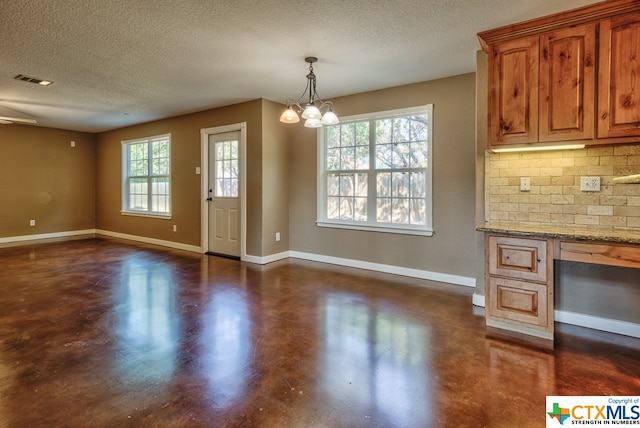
[{"x1": 477, "y1": 222, "x2": 640, "y2": 245}]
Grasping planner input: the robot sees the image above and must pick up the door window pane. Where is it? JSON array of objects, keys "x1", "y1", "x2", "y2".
[{"x1": 214, "y1": 140, "x2": 239, "y2": 197}]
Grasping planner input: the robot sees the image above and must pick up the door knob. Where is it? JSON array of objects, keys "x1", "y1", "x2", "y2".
[{"x1": 206, "y1": 197, "x2": 213, "y2": 202}]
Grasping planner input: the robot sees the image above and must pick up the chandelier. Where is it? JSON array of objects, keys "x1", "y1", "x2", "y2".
[{"x1": 279, "y1": 56, "x2": 339, "y2": 128}]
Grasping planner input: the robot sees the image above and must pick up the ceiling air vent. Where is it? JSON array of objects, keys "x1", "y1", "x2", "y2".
[{"x1": 14, "y1": 74, "x2": 53, "y2": 86}]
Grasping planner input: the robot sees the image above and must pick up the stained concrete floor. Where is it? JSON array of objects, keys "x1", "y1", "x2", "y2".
[{"x1": 0, "y1": 238, "x2": 638, "y2": 427}]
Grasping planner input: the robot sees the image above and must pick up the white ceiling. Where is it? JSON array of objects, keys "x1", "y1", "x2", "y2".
[{"x1": 1, "y1": 0, "x2": 601, "y2": 133}]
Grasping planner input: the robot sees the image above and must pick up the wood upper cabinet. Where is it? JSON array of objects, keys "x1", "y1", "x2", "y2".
[
  {"x1": 539, "y1": 24, "x2": 596, "y2": 142},
  {"x1": 488, "y1": 37, "x2": 539, "y2": 145},
  {"x1": 598, "y1": 13, "x2": 640, "y2": 138},
  {"x1": 488, "y1": 24, "x2": 595, "y2": 146},
  {"x1": 480, "y1": 0, "x2": 640, "y2": 147}
]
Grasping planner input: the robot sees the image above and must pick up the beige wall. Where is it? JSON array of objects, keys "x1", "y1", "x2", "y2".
[
  {"x1": 261, "y1": 99, "x2": 290, "y2": 255},
  {"x1": 0, "y1": 125, "x2": 96, "y2": 238},
  {"x1": 289, "y1": 73, "x2": 479, "y2": 280},
  {"x1": 95, "y1": 100, "x2": 267, "y2": 255}
]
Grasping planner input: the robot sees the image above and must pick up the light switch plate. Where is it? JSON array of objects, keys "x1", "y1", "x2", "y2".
[{"x1": 581, "y1": 176, "x2": 600, "y2": 192}]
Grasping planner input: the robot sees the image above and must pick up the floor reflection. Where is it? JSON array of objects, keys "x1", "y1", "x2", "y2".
[
  {"x1": 114, "y1": 256, "x2": 179, "y2": 384},
  {"x1": 200, "y1": 287, "x2": 252, "y2": 409},
  {"x1": 322, "y1": 293, "x2": 432, "y2": 426}
]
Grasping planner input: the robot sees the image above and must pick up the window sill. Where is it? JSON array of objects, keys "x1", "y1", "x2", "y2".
[
  {"x1": 316, "y1": 221, "x2": 433, "y2": 237},
  {"x1": 121, "y1": 211, "x2": 172, "y2": 220}
]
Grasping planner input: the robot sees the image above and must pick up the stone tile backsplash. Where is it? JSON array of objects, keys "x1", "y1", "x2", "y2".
[{"x1": 485, "y1": 144, "x2": 640, "y2": 229}]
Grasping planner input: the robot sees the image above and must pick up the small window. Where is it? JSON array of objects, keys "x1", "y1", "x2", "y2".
[
  {"x1": 122, "y1": 134, "x2": 171, "y2": 217},
  {"x1": 318, "y1": 105, "x2": 433, "y2": 236}
]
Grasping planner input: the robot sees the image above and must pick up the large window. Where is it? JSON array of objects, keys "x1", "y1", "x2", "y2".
[
  {"x1": 122, "y1": 134, "x2": 171, "y2": 217},
  {"x1": 318, "y1": 105, "x2": 433, "y2": 236}
]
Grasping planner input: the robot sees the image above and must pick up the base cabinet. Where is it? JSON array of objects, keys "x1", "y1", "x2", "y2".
[{"x1": 486, "y1": 235, "x2": 554, "y2": 339}]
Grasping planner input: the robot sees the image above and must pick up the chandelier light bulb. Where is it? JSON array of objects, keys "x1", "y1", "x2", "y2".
[
  {"x1": 304, "y1": 118, "x2": 322, "y2": 128},
  {"x1": 279, "y1": 107, "x2": 300, "y2": 123},
  {"x1": 302, "y1": 104, "x2": 321, "y2": 120},
  {"x1": 321, "y1": 110, "x2": 339, "y2": 125}
]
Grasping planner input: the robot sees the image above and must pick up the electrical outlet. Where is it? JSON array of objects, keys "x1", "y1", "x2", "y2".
[
  {"x1": 520, "y1": 177, "x2": 530, "y2": 192},
  {"x1": 276, "y1": 232, "x2": 281, "y2": 242},
  {"x1": 30, "y1": 219, "x2": 35, "y2": 226},
  {"x1": 581, "y1": 176, "x2": 601, "y2": 192},
  {"x1": 70, "y1": 140, "x2": 76, "y2": 147},
  {"x1": 173, "y1": 225, "x2": 177, "y2": 232}
]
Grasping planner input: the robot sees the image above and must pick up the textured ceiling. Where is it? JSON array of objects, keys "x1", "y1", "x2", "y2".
[{"x1": 1, "y1": 0, "x2": 601, "y2": 132}]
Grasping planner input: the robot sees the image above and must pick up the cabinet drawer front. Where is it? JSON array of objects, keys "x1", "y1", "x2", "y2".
[
  {"x1": 488, "y1": 277, "x2": 548, "y2": 327},
  {"x1": 489, "y1": 236, "x2": 548, "y2": 282}
]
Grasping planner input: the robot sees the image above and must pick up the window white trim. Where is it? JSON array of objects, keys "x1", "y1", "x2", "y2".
[
  {"x1": 316, "y1": 221, "x2": 433, "y2": 236},
  {"x1": 119, "y1": 211, "x2": 172, "y2": 220},
  {"x1": 317, "y1": 104, "x2": 433, "y2": 236},
  {"x1": 121, "y1": 133, "x2": 172, "y2": 218}
]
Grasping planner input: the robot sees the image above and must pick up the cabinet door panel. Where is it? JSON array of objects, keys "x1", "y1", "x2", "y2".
[
  {"x1": 540, "y1": 24, "x2": 595, "y2": 141},
  {"x1": 489, "y1": 37, "x2": 539, "y2": 145},
  {"x1": 598, "y1": 14, "x2": 640, "y2": 138}
]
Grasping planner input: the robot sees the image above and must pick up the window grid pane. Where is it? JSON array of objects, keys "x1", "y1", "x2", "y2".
[
  {"x1": 151, "y1": 177, "x2": 170, "y2": 212},
  {"x1": 375, "y1": 114, "x2": 428, "y2": 169},
  {"x1": 326, "y1": 122, "x2": 370, "y2": 171},
  {"x1": 375, "y1": 169, "x2": 427, "y2": 226},
  {"x1": 326, "y1": 173, "x2": 368, "y2": 221},
  {"x1": 151, "y1": 139, "x2": 170, "y2": 175},
  {"x1": 129, "y1": 142, "x2": 149, "y2": 177},
  {"x1": 129, "y1": 178, "x2": 148, "y2": 211}
]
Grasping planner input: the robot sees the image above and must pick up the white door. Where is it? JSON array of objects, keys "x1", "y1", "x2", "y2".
[{"x1": 208, "y1": 131, "x2": 241, "y2": 257}]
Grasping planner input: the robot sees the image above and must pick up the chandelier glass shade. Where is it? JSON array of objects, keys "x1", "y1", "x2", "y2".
[{"x1": 279, "y1": 57, "x2": 339, "y2": 127}]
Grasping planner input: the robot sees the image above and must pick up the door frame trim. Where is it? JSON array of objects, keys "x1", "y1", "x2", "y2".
[{"x1": 200, "y1": 122, "x2": 247, "y2": 259}]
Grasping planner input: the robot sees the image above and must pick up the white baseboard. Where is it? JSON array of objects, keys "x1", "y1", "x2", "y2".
[
  {"x1": 555, "y1": 310, "x2": 640, "y2": 339},
  {"x1": 472, "y1": 293, "x2": 485, "y2": 307},
  {"x1": 240, "y1": 250, "x2": 477, "y2": 293},
  {"x1": 242, "y1": 251, "x2": 290, "y2": 264},
  {"x1": 95, "y1": 229, "x2": 202, "y2": 253},
  {"x1": 0, "y1": 229, "x2": 96, "y2": 244},
  {"x1": 289, "y1": 250, "x2": 476, "y2": 288}
]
